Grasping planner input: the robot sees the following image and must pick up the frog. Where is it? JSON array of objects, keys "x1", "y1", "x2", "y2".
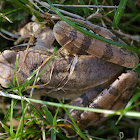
[{"x1": 0, "y1": 21, "x2": 139, "y2": 133}]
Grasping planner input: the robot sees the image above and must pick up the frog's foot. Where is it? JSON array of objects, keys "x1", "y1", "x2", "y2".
[
  {"x1": 66, "y1": 70, "x2": 138, "y2": 134},
  {"x1": 14, "y1": 22, "x2": 55, "y2": 51}
]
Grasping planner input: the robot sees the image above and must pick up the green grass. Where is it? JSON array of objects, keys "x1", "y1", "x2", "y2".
[{"x1": 0, "y1": 0, "x2": 140, "y2": 139}]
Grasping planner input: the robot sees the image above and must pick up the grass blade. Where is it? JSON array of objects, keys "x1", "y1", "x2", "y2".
[
  {"x1": 15, "y1": 103, "x2": 29, "y2": 139},
  {"x1": 42, "y1": 106, "x2": 53, "y2": 125},
  {"x1": 8, "y1": 0, "x2": 31, "y2": 14},
  {"x1": 78, "y1": 0, "x2": 89, "y2": 17},
  {"x1": 42, "y1": 106, "x2": 57, "y2": 140},
  {"x1": 58, "y1": 100, "x2": 88, "y2": 140},
  {"x1": 2, "y1": 99, "x2": 17, "y2": 124},
  {"x1": 116, "y1": 91, "x2": 140, "y2": 125},
  {"x1": 30, "y1": 104, "x2": 49, "y2": 125},
  {"x1": 10, "y1": 99, "x2": 14, "y2": 137},
  {"x1": 13, "y1": 55, "x2": 18, "y2": 86},
  {"x1": 112, "y1": 0, "x2": 128, "y2": 29}
]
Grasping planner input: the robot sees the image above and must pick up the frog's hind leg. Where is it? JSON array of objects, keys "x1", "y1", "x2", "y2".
[
  {"x1": 66, "y1": 70, "x2": 138, "y2": 133},
  {"x1": 111, "y1": 88, "x2": 134, "y2": 110}
]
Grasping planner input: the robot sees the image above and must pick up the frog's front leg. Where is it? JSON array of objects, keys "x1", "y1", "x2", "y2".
[{"x1": 66, "y1": 70, "x2": 138, "y2": 133}]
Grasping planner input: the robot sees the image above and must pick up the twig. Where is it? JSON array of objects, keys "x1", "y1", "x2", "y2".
[
  {"x1": 30, "y1": 70, "x2": 39, "y2": 97},
  {"x1": 35, "y1": 0, "x2": 84, "y2": 20},
  {"x1": 10, "y1": 43, "x2": 33, "y2": 49},
  {"x1": 0, "y1": 32, "x2": 15, "y2": 41},
  {"x1": 29, "y1": 0, "x2": 44, "y2": 13},
  {"x1": 52, "y1": 4, "x2": 118, "y2": 9},
  {"x1": 86, "y1": 8, "x2": 100, "y2": 20},
  {"x1": 0, "y1": 91, "x2": 30, "y2": 103},
  {"x1": 0, "y1": 13, "x2": 13, "y2": 23},
  {"x1": 1, "y1": 28, "x2": 18, "y2": 38}
]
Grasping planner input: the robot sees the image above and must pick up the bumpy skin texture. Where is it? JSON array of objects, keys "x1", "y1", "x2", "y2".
[{"x1": 0, "y1": 21, "x2": 139, "y2": 133}]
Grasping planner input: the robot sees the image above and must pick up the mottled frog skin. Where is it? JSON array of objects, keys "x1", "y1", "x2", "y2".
[{"x1": 0, "y1": 21, "x2": 138, "y2": 132}]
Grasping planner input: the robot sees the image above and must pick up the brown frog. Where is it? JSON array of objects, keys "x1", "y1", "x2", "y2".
[{"x1": 0, "y1": 21, "x2": 139, "y2": 132}]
